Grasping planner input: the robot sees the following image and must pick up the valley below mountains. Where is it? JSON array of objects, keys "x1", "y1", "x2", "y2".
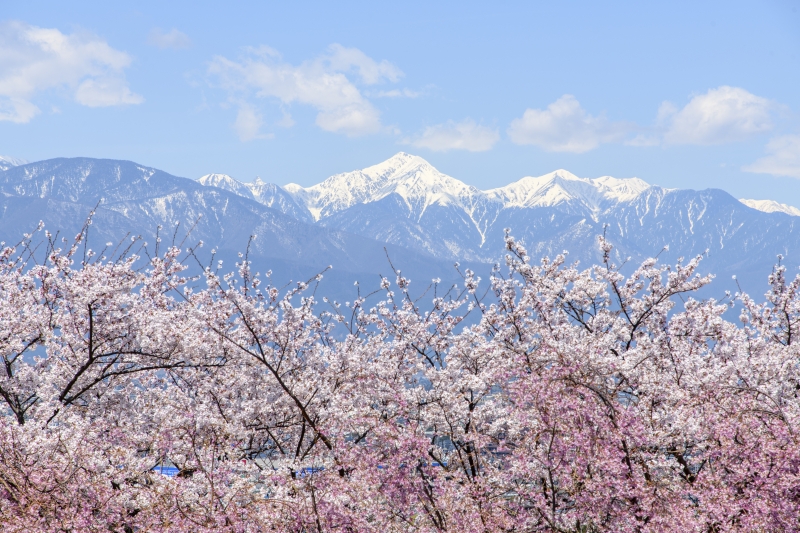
[{"x1": 1, "y1": 152, "x2": 798, "y2": 298}]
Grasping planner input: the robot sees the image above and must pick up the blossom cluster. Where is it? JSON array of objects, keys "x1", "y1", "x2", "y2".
[{"x1": 0, "y1": 230, "x2": 797, "y2": 532}]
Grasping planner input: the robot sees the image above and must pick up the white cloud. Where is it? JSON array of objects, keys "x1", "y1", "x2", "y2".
[
  {"x1": 507, "y1": 95, "x2": 628, "y2": 153},
  {"x1": 371, "y1": 88, "x2": 421, "y2": 98},
  {"x1": 661, "y1": 86, "x2": 773, "y2": 145},
  {"x1": 406, "y1": 119, "x2": 499, "y2": 152},
  {"x1": 624, "y1": 133, "x2": 660, "y2": 147},
  {"x1": 323, "y1": 44, "x2": 402, "y2": 85},
  {"x1": 233, "y1": 102, "x2": 266, "y2": 141},
  {"x1": 0, "y1": 21, "x2": 142, "y2": 122},
  {"x1": 147, "y1": 28, "x2": 192, "y2": 50},
  {"x1": 0, "y1": 97, "x2": 39, "y2": 123},
  {"x1": 208, "y1": 44, "x2": 401, "y2": 138},
  {"x1": 743, "y1": 135, "x2": 800, "y2": 179},
  {"x1": 75, "y1": 78, "x2": 143, "y2": 107},
  {"x1": 276, "y1": 109, "x2": 294, "y2": 128}
]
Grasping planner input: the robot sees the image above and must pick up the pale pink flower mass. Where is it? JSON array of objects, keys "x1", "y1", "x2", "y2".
[{"x1": 0, "y1": 228, "x2": 797, "y2": 532}]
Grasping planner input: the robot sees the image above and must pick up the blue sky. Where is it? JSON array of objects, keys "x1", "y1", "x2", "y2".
[{"x1": 1, "y1": 1, "x2": 800, "y2": 204}]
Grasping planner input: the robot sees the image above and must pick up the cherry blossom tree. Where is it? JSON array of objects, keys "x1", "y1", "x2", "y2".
[{"x1": 0, "y1": 226, "x2": 797, "y2": 532}]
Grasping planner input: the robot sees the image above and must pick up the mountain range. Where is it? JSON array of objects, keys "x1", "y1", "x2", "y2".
[
  {"x1": 1, "y1": 152, "x2": 798, "y2": 297},
  {"x1": 198, "y1": 153, "x2": 800, "y2": 294}
]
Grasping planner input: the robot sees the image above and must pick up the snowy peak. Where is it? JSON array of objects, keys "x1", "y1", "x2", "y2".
[
  {"x1": 740, "y1": 198, "x2": 800, "y2": 217},
  {"x1": 281, "y1": 155, "x2": 659, "y2": 222},
  {"x1": 487, "y1": 170, "x2": 588, "y2": 208},
  {"x1": 487, "y1": 170, "x2": 652, "y2": 210},
  {"x1": 284, "y1": 152, "x2": 484, "y2": 221},
  {"x1": 361, "y1": 151, "x2": 432, "y2": 182},
  {"x1": 198, "y1": 173, "x2": 312, "y2": 222},
  {"x1": 593, "y1": 176, "x2": 651, "y2": 202},
  {"x1": 0, "y1": 155, "x2": 27, "y2": 172},
  {"x1": 198, "y1": 173, "x2": 255, "y2": 200},
  {"x1": 204, "y1": 155, "x2": 657, "y2": 224},
  {"x1": 197, "y1": 173, "x2": 236, "y2": 187}
]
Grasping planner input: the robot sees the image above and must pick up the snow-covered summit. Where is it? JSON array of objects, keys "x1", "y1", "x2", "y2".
[
  {"x1": 593, "y1": 176, "x2": 652, "y2": 202},
  {"x1": 284, "y1": 152, "x2": 487, "y2": 221},
  {"x1": 198, "y1": 173, "x2": 312, "y2": 222},
  {"x1": 739, "y1": 198, "x2": 800, "y2": 217},
  {"x1": 188, "y1": 153, "x2": 800, "y2": 272},
  {"x1": 281, "y1": 154, "x2": 655, "y2": 221},
  {"x1": 487, "y1": 170, "x2": 651, "y2": 211},
  {"x1": 198, "y1": 173, "x2": 254, "y2": 199},
  {"x1": 0, "y1": 155, "x2": 27, "y2": 172},
  {"x1": 199, "y1": 154, "x2": 658, "y2": 225}
]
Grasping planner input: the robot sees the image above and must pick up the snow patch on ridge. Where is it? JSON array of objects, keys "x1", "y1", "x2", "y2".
[
  {"x1": 487, "y1": 171, "x2": 652, "y2": 210},
  {"x1": 198, "y1": 174, "x2": 255, "y2": 200},
  {"x1": 198, "y1": 173, "x2": 312, "y2": 222},
  {"x1": 740, "y1": 198, "x2": 800, "y2": 217},
  {"x1": 0, "y1": 155, "x2": 28, "y2": 172}
]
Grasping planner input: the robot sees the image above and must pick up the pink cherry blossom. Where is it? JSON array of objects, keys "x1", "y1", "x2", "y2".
[{"x1": 0, "y1": 228, "x2": 797, "y2": 532}]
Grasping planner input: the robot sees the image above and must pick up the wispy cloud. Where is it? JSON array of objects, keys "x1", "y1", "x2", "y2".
[
  {"x1": 660, "y1": 86, "x2": 773, "y2": 145},
  {"x1": 743, "y1": 135, "x2": 800, "y2": 179},
  {"x1": 0, "y1": 21, "x2": 142, "y2": 123},
  {"x1": 147, "y1": 28, "x2": 192, "y2": 50},
  {"x1": 405, "y1": 119, "x2": 498, "y2": 152},
  {"x1": 371, "y1": 88, "x2": 421, "y2": 98},
  {"x1": 508, "y1": 95, "x2": 629, "y2": 153},
  {"x1": 207, "y1": 44, "x2": 402, "y2": 139},
  {"x1": 233, "y1": 101, "x2": 269, "y2": 141}
]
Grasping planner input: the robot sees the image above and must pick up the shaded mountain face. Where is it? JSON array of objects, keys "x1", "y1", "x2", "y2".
[
  {"x1": 0, "y1": 158, "x2": 473, "y2": 304},
  {"x1": 199, "y1": 152, "x2": 800, "y2": 295}
]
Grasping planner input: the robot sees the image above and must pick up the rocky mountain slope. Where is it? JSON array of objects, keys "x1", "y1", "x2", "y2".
[
  {"x1": 0, "y1": 158, "x2": 466, "y2": 302},
  {"x1": 1, "y1": 153, "x2": 797, "y2": 297},
  {"x1": 199, "y1": 153, "x2": 800, "y2": 294}
]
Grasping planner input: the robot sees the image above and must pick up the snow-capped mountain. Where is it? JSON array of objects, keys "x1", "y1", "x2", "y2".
[
  {"x1": 198, "y1": 152, "x2": 800, "y2": 293},
  {"x1": 7, "y1": 153, "x2": 800, "y2": 300},
  {"x1": 0, "y1": 155, "x2": 27, "y2": 172},
  {"x1": 274, "y1": 153, "x2": 664, "y2": 261},
  {"x1": 281, "y1": 154, "x2": 653, "y2": 222},
  {"x1": 283, "y1": 152, "x2": 493, "y2": 222},
  {"x1": 486, "y1": 170, "x2": 652, "y2": 213},
  {"x1": 274, "y1": 153, "x2": 660, "y2": 262},
  {"x1": 739, "y1": 198, "x2": 800, "y2": 217},
  {"x1": 197, "y1": 173, "x2": 255, "y2": 199},
  {"x1": 0, "y1": 158, "x2": 465, "y2": 305},
  {"x1": 282, "y1": 153, "x2": 503, "y2": 257},
  {"x1": 1, "y1": 153, "x2": 793, "y2": 298},
  {"x1": 198, "y1": 173, "x2": 312, "y2": 222}
]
